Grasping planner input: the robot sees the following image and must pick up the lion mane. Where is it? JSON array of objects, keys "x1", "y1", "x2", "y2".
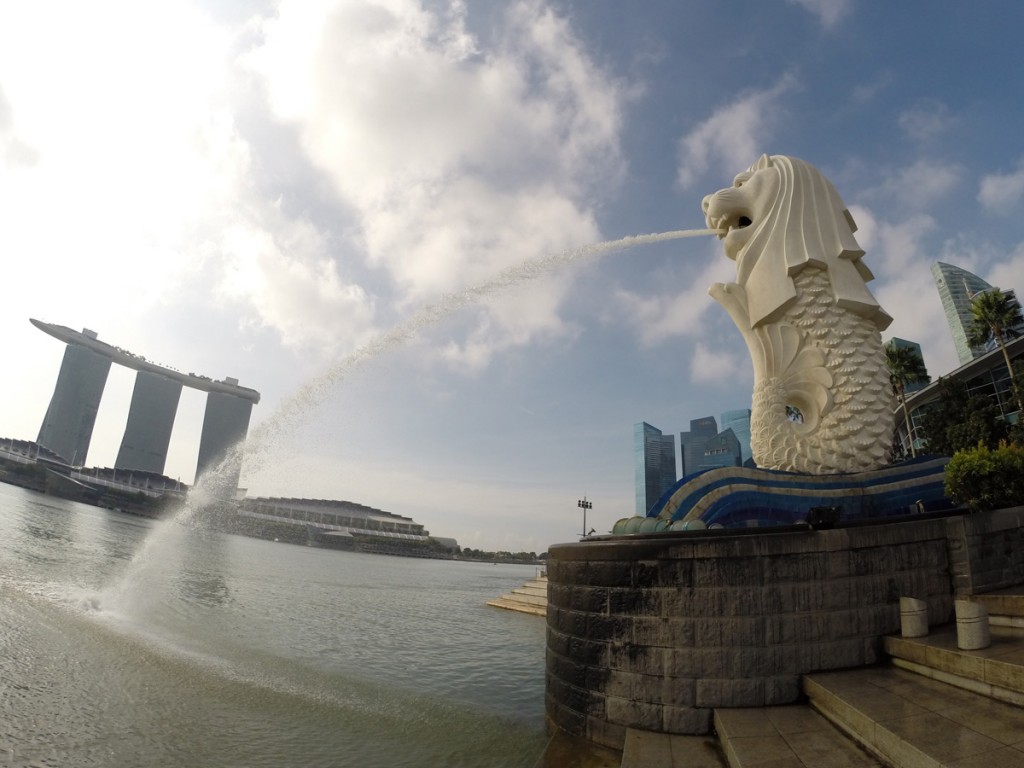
[{"x1": 731, "y1": 154, "x2": 892, "y2": 332}]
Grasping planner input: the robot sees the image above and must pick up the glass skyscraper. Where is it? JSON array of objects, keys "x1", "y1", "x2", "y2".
[
  {"x1": 679, "y1": 416, "x2": 718, "y2": 477},
  {"x1": 888, "y1": 338, "x2": 929, "y2": 395},
  {"x1": 932, "y1": 262, "x2": 1009, "y2": 365},
  {"x1": 634, "y1": 422, "x2": 677, "y2": 515},
  {"x1": 720, "y1": 409, "x2": 753, "y2": 466}
]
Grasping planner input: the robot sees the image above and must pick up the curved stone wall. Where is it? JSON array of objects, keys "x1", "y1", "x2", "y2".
[{"x1": 545, "y1": 517, "x2": 955, "y2": 749}]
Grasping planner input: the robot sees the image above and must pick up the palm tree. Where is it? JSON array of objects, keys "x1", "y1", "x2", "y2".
[
  {"x1": 885, "y1": 342, "x2": 931, "y2": 458},
  {"x1": 967, "y1": 289, "x2": 1024, "y2": 414}
]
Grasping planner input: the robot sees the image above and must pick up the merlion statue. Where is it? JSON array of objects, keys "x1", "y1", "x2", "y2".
[{"x1": 702, "y1": 154, "x2": 895, "y2": 474}]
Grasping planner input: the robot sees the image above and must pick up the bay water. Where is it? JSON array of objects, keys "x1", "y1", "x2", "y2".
[{"x1": 0, "y1": 483, "x2": 548, "y2": 767}]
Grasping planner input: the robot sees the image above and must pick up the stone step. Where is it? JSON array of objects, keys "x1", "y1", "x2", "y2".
[
  {"x1": 619, "y1": 728, "x2": 724, "y2": 768},
  {"x1": 514, "y1": 581, "x2": 548, "y2": 592},
  {"x1": 484, "y1": 596, "x2": 546, "y2": 616},
  {"x1": 804, "y1": 665, "x2": 1024, "y2": 767},
  {"x1": 487, "y1": 575, "x2": 548, "y2": 616},
  {"x1": 973, "y1": 588, "x2": 1024, "y2": 627},
  {"x1": 508, "y1": 589, "x2": 548, "y2": 605},
  {"x1": 884, "y1": 624, "x2": 1024, "y2": 705},
  {"x1": 714, "y1": 705, "x2": 880, "y2": 767},
  {"x1": 515, "y1": 581, "x2": 548, "y2": 593}
]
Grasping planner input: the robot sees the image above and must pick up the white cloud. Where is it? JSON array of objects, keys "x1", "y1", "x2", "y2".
[
  {"x1": 786, "y1": 0, "x2": 853, "y2": 29},
  {"x1": 690, "y1": 342, "x2": 746, "y2": 385},
  {"x1": 865, "y1": 159, "x2": 960, "y2": 213},
  {"x1": 987, "y1": 241, "x2": 1024, "y2": 292},
  {"x1": 441, "y1": 274, "x2": 578, "y2": 373},
  {"x1": 614, "y1": 247, "x2": 735, "y2": 346},
  {"x1": 676, "y1": 73, "x2": 798, "y2": 189},
  {"x1": 978, "y1": 159, "x2": 1024, "y2": 215},
  {"x1": 850, "y1": 72, "x2": 893, "y2": 105},
  {"x1": 845, "y1": 204, "x2": 877, "y2": 250},
  {"x1": 0, "y1": 86, "x2": 38, "y2": 169},
  {"x1": 866, "y1": 213, "x2": 936, "y2": 275},
  {"x1": 857, "y1": 209, "x2": 962, "y2": 375},
  {"x1": 215, "y1": 218, "x2": 376, "y2": 352},
  {"x1": 898, "y1": 99, "x2": 953, "y2": 142},
  {"x1": 0, "y1": 4, "x2": 232, "y2": 314},
  {"x1": 246, "y1": 0, "x2": 624, "y2": 365},
  {"x1": 0, "y1": 0, "x2": 387, "y2": 366}
]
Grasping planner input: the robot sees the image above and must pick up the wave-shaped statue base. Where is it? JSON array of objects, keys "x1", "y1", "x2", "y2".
[{"x1": 702, "y1": 154, "x2": 895, "y2": 474}]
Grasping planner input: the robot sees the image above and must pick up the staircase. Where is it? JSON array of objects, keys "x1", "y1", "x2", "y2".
[
  {"x1": 541, "y1": 594, "x2": 1024, "y2": 767},
  {"x1": 803, "y1": 624, "x2": 1024, "y2": 767},
  {"x1": 487, "y1": 572, "x2": 548, "y2": 616}
]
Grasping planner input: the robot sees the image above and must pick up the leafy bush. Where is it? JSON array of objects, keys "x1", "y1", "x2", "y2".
[{"x1": 945, "y1": 441, "x2": 1024, "y2": 513}]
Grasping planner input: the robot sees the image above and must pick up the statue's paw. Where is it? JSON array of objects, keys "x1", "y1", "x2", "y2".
[{"x1": 708, "y1": 283, "x2": 750, "y2": 328}]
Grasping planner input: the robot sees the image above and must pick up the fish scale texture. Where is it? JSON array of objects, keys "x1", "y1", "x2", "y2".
[{"x1": 752, "y1": 267, "x2": 895, "y2": 474}]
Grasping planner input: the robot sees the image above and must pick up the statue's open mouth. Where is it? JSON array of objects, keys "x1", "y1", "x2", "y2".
[{"x1": 712, "y1": 214, "x2": 753, "y2": 238}]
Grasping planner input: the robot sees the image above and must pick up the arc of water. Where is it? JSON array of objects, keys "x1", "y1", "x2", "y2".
[
  {"x1": 191, "y1": 228, "x2": 723, "y2": 499},
  {"x1": 235, "y1": 228, "x2": 722, "y2": 479},
  {"x1": 106, "y1": 227, "x2": 721, "y2": 601}
]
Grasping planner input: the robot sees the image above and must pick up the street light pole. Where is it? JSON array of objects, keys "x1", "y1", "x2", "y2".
[{"x1": 578, "y1": 496, "x2": 593, "y2": 538}]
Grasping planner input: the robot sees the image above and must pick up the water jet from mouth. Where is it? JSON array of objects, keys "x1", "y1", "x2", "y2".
[{"x1": 104, "y1": 226, "x2": 722, "y2": 601}]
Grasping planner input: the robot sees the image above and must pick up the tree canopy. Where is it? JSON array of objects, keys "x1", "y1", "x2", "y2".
[
  {"x1": 885, "y1": 342, "x2": 930, "y2": 457},
  {"x1": 967, "y1": 289, "x2": 1024, "y2": 412},
  {"x1": 919, "y1": 377, "x2": 1009, "y2": 456}
]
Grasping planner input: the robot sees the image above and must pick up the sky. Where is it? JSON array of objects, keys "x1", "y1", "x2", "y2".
[{"x1": 2, "y1": 0, "x2": 1024, "y2": 553}]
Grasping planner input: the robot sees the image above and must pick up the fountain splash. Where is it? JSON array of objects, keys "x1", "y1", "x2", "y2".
[{"x1": 102, "y1": 227, "x2": 720, "y2": 601}]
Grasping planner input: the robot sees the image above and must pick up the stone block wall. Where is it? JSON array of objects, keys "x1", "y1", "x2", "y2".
[
  {"x1": 545, "y1": 518, "x2": 954, "y2": 748},
  {"x1": 946, "y1": 507, "x2": 1024, "y2": 596}
]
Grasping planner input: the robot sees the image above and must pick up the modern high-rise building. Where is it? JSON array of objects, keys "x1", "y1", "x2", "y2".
[
  {"x1": 36, "y1": 330, "x2": 112, "y2": 466},
  {"x1": 635, "y1": 411, "x2": 753, "y2": 515},
  {"x1": 698, "y1": 429, "x2": 743, "y2": 470},
  {"x1": 634, "y1": 422, "x2": 677, "y2": 516},
  {"x1": 32, "y1": 319, "x2": 260, "y2": 491},
  {"x1": 931, "y1": 262, "x2": 1024, "y2": 365},
  {"x1": 720, "y1": 409, "x2": 753, "y2": 466},
  {"x1": 680, "y1": 416, "x2": 718, "y2": 476},
  {"x1": 115, "y1": 371, "x2": 183, "y2": 474},
  {"x1": 196, "y1": 386, "x2": 256, "y2": 488},
  {"x1": 888, "y1": 338, "x2": 930, "y2": 396}
]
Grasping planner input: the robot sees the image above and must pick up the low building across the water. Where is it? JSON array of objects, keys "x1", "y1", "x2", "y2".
[{"x1": 236, "y1": 496, "x2": 456, "y2": 558}]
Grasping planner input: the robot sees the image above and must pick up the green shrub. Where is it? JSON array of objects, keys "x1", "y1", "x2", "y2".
[{"x1": 945, "y1": 441, "x2": 1024, "y2": 513}]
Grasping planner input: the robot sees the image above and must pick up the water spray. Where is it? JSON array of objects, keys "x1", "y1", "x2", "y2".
[{"x1": 189, "y1": 227, "x2": 724, "y2": 507}]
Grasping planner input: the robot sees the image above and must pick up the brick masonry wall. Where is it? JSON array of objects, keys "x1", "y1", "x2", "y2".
[
  {"x1": 946, "y1": 507, "x2": 1024, "y2": 596},
  {"x1": 545, "y1": 518, "x2": 954, "y2": 747}
]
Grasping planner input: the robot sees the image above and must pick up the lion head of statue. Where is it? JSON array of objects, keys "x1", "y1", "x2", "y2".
[{"x1": 702, "y1": 154, "x2": 892, "y2": 331}]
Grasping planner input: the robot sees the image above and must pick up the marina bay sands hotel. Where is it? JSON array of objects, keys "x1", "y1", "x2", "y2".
[{"x1": 31, "y1": 319, "x2": 260, "y2": 488}]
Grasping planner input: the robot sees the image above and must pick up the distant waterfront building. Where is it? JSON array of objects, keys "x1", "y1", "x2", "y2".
[
  {"x1": 634, "y1": 422, "x2": 677, "y2": 516},
  {"x1": 888, "y1": 338, "x2": 930, "y2": 395},
  {"x1": 931, "y1": 262, "x2": 1024, "y2": 365},
  {"x1": 32, "y1": 319, "x2": 260, "y2": 491},
  {"x1": 238, "y1": 497, "x2": 437, "y2": 554}
]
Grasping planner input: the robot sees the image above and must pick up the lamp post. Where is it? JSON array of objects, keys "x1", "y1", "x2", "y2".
[{"x1": 578, "y1": 496, "x2": 593, "y2": 538}]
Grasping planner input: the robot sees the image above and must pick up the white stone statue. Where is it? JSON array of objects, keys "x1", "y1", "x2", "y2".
[{"x1": 702, "y1": 154, "x2": 895, "y2": 474}]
